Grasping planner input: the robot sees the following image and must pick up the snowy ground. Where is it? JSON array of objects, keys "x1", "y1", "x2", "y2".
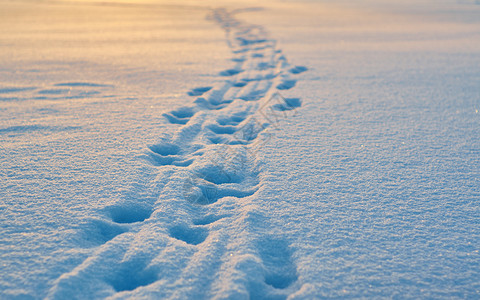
[{"x1": 1, "y1": 0, "x2": 479, "y2": 299}]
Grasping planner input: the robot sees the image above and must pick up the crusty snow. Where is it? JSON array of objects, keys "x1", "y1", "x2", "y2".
[{"x1": 1, "y1": 0, "x2": 479, "y2": 299}]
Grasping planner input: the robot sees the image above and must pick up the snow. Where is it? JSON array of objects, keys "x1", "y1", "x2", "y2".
[{"x1": 1, "y1": 0, "x2": 479, "y2": 299}]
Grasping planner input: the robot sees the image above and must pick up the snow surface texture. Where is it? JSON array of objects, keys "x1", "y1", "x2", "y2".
[{"x1": 1, "y1": 0, "x2": 480, "y2": 299}]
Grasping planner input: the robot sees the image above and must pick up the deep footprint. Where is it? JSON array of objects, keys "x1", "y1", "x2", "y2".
[
  {"x1": 108, "y1": 259, "x2": 157, "y2": 292},
  {"x1": 195, "y1": 165, "x2": 243, "y2": 184},
  {"x1": 231, "y1": 57, "x2": 246, "y2": 62},
  {"x1": 163, "y1": 113, "x2": 190, "y2": 125},
  {"x1": 147, "y1": 143, "x2": 194, "y2": 167},
  {"x1": 183, "y1": 178, "x2": 257, "y2": 206},
  {"x1": 289, "y1": 66, "x2": 308, "y2": 74},
  {"x1": 108, "y1": 205, "x2": 152, "y2": 224},
  {"x1": 187, "y1": 87, "x2": 212, "y2": 96},
  {"x1": 219, "y1": 69, "x2": 244, "y2": 76},
  {"x1": 207, "y1": 123, "x2": 237, "y2": 134},
  {"x1": 276, "y1": 80, "x2": 296, "y2": 90},
  {"x1": 217, "y1": 114, "x2": 246, "y2": 126},
  {"x1": 149, "y1": 143, "x2": 180, "y2": 156},
  {"x1": 257, "y1": 237, "x2": 298, "y2": 289},
  {"x1": 233, "y1": 81, "x2": 248, "y2": 88},
  {"x1": 194, "y1": 97, "x2": 229, "y2": 110},
  {"x1": 169, "y1": 224, "x2": 208, "y2": 245},
  {"x1": 170, "y1": 106, "x2": 195, "y2": 119},
  {"x1": 148, "y1": 153, "x2": 193, "y2": 167}
]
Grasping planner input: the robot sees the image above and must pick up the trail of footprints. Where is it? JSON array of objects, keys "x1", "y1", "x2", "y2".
[{"x1": 49, "y1": 8, "x2": 307, "y2": 299}]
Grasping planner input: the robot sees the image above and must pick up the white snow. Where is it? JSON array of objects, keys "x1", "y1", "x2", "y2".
[{"x1": 1, "y1": 0, "x2": 479, "y2": 299}]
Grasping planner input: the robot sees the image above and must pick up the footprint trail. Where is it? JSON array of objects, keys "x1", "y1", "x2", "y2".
[{"x1": 48, "y1": 7, "x2": 308, "y2": 299}]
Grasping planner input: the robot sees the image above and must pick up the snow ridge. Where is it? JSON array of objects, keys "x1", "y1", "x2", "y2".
[{"x1": 47, "y1": 8, "x2": 307, "y2": 299}]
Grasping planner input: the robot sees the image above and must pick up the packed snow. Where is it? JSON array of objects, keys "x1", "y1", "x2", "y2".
[{"x1": 1, "y1": 0, "x2": 479, "y2": 299}]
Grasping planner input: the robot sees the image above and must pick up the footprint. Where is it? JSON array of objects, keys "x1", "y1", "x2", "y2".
[
  {"x1": 187, "y1": 87, "x2": 212, "y2": 96},
  {"x1": 197, "y1": 164, "x2": 244, "y2": 184},
  {"x1": 163, "y1": 113, "x2": 190, "y2": 125},
  {"x1": 147, "y1": 154, "x2": 177, "y2": 166},
  {"x1": 271, "y1": 98, "x2": 302, "y2": 111},
  {"x1": 217, "y1": 114, "x2": 246, "y2": 126},
  {"x1": 276, "y1": 79, "x2": 296, "y2": 90},
  {"x1": 169, "y1": 224, "x2": 208, "y2": 245},
  {"x1": 233, "y1": 81, "x2": 248, "y2": 88},
  {"x1": 257, "y1": 237, "x2": 298, "y2": 289},
  {"x1": 172, "y1": 159, "x2": 194, "y2": 167},
  {"x1": 108, "y1": 258, "x2": 157, "y2": 292},
  {"x1": 107, "y1": 205, "x2": 152, "y2": 224},
  {"x1": 289, "y1": 66, "x2": 308, "y2": 74},
  {"x1": 194, "y1": 97, "x2": 229, "y2": 110},
  {"x1": 149, "y1": 143, "x2": 180, "y2": 156},
  {"x1": 147, "y1": 143, "x2": 193, "y2": 166},
  {"x1": 148, "y1": 154, "x2": 193, "y2": 167},
  {"x1": 219, "y1": 69, "x2": 244, "y2": 76},
  {"x1": 163, "y1": 107, "x2": 194, "y2": 125},
  {"x1": 170, "y1": 106, "x2": 195, "y2": 119},
  {"x1": 147, "y1": 152, "x2": 193, "y2": 167},
  {"x1": 236, "y1": 37, "x2": 268, "y2": 46},
  {"x1": 231, "y1": 57, "x2": 246, "y2": 62},
  {"x1": 184, "y1": 179, "x2": 258, "y2": 205},
  {"x1": 207, "y1": 123, "x2": 237, "y2": 135}
]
